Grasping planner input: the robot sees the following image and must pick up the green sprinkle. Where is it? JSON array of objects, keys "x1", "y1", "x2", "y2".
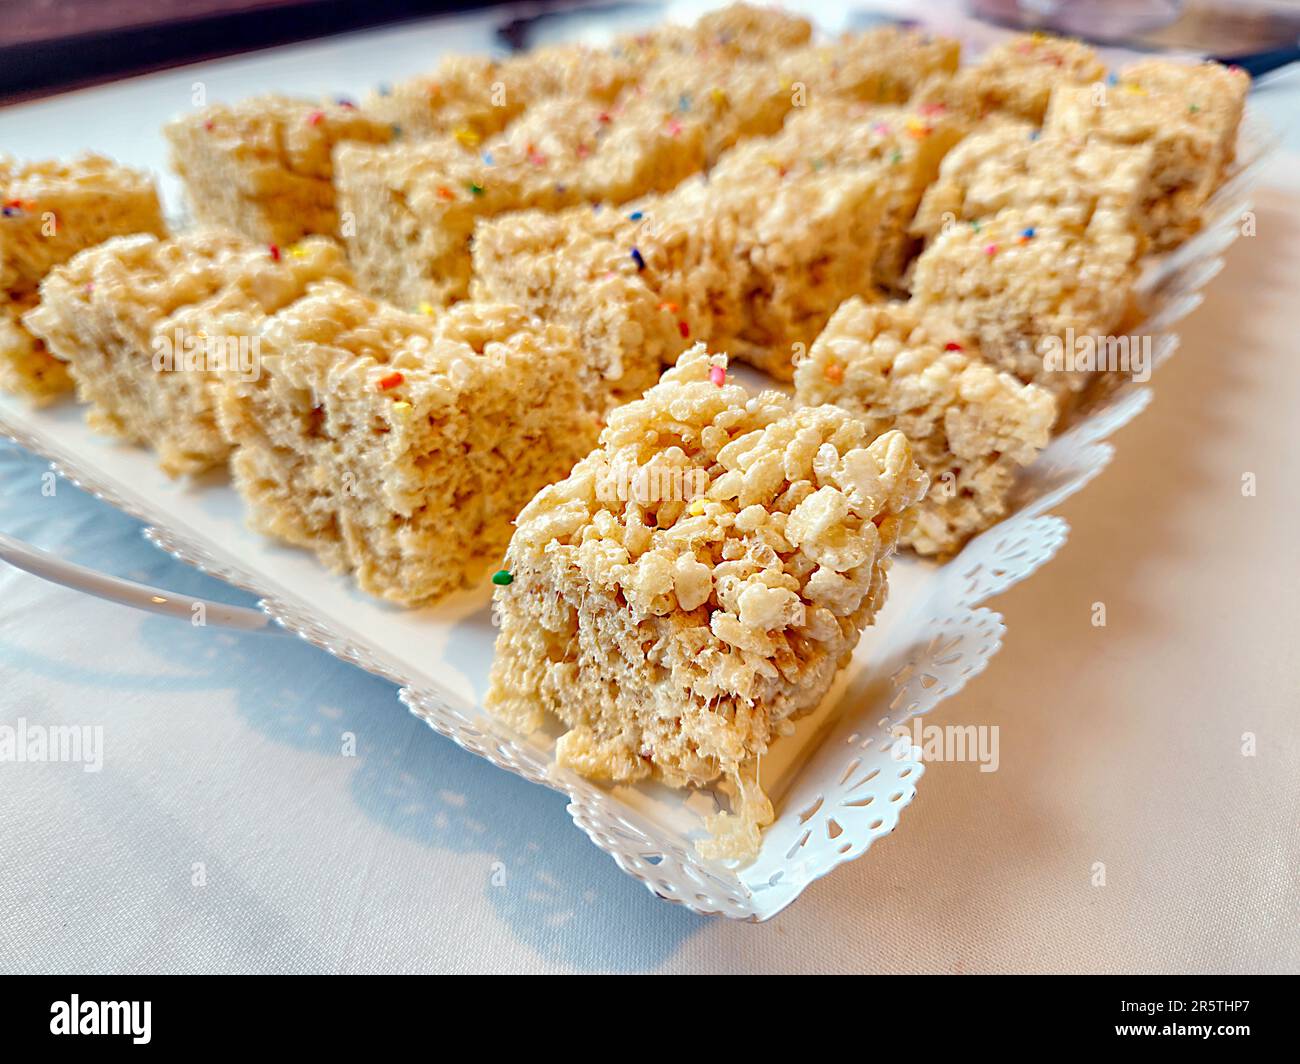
[
  {"x1": 889, "y1": 149, "x2": 902, "y2": 165},
  {"x1": 491, "y1": 569, "x2": 513, "y2": 586},
  {"x1": 1188, "y1": 103, "x2": 1200, "y2": 114},
  {"x1": 469, "y1": 182, "x2": 484, "y2": 196}
]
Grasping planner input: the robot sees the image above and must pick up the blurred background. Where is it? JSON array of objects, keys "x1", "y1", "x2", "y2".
[{"x1": 2, "y1": 0, "x2": 1298, "y2": 101}]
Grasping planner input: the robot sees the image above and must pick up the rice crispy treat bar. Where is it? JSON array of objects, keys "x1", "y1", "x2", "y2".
[
  {"x1": 910, "y1": 119, "x2": 1154, "y2": 243},
  {"x1": 0, "y1": 155, "x2": 167, "y2": 404},
  {"x1": 1043, "y1": 59, "x2": 1249, "y2": 250},
  {"x1": 646, "y1": 2, "x2": 812, "y2": 59},
  {"x1": 915, "y1": 32, "x2": 1105, "y2": 123},
  {"x1": 776, "y1": 25, "x2": 960, "y2": 105},
  {"x1": 1, "y1": 294, "x2": 71, "y2": 405},
  {"x1": 709, "y1": 99, "x2": 969, "y2": 292},
  {"x1": 0, "y1": 154, "x2": 166, "y2": 297},
  {"x1": 486, "y1": 346, "x2": 927, "y2": 859},
  {"x1": 472, "y1": 157, "x2": 886, "y2": 401},
  {"x1": 367, "y1": 3, "x2": 811, "y2": 143},
  {"x1": 795, "y1": 298, "x2": 1055, "y2": 556},
  {"x1": 215, "y1": 284, "x2": 593, "y2": 607},
  {"x1": 24, "y1": 230, "x2": 351, "y2": 476},
  {"x1": 165, "y1": 96, "x2": 394, "y2": 246},
  {"x1": 908, "y1": 201, "x2": 1143, "y2": 398}
]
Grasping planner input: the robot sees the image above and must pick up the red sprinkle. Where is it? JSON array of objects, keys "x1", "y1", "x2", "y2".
[
  {"x1": 203, "y1": 120, "x2": 215, "y2": 131},
  {"x1": 268, "y1": 244, "x2": 281, "y2": 262},
  {"x1": 377, "y1": 371, "x2": 404, "y2": 391},
  {"x1": 307, "y1": 110, "x2": 325, "y2": 126},
  {"x1": 984, "y1": 243, "x2": 999, "y2": 256},
  {"x1": 944, "y1": 341, "x2": 963, "y2": 352},
  {"x1": 678, "y1": 320, "x2": 690, "y2": 339},
  {"x1": 709, "y1": 365, "x2": 725, "y2": 387}
]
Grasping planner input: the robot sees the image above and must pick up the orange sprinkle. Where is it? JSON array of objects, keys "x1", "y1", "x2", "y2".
[
  {"x1": 658, "y1": 301, "x2": 679, "y2": 313},
  {"x1": 436, "y1": 186, "x2": 454, "y2": 201},
  {"x1": 824, "y1": 362, "x2": 844, "y2": 383},
  {"x1": 377, "y1": 371, "x2": 404, "y2": 391}
]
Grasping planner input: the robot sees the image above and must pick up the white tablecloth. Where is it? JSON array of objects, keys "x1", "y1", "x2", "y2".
[{"x1": 1, "y1": 3, "x2": 1297, "y2": 974}]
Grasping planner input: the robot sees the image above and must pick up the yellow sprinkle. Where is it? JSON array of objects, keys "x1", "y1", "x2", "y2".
[
  {"x1": 417, "y1": 301, "x2": 435, "y2": 316},
  {"x1": 453, "y1": 127, "x2": 480, "y2": 146},
  {"x1": 689, "y1": 499, "x2": 705, "y2": 516},
  {"x1": 1122, "y1": 83, "x2": 1147, "y2": 96},
  {"x1": 287, "y1": 243, "x2": 309, "y2": 259},
  {"x1": 392, "y1": 401, "x2": 412, "y2": 417},
  {"x1": 710, "y1": 88, "x2": 727, "y2": 106}
]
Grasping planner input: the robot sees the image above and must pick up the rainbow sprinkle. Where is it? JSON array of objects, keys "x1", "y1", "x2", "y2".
[
  {"x1": 377, "y1": 371, "x2": 404, "y2": 391},
  {"x1": 268, "y1": 244, "x2": 281, "y2": 262},
  {"x1": 491, "y1": 569, "x2": 513, "y2": 586},
  {"x1": 630, "y1": 247, "x2": 645, "y2": 270},
  {"x1": 709, "y1": 365, "x2": 725, "y2": 387}
]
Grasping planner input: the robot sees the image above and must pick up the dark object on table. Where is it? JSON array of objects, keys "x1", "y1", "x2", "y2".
[
  {"x1": 0, "y1": 0, "x2": 491, "y2": 103},
  {"x1": 495, "y1": 2, "x2": 662, "y2": 51}
]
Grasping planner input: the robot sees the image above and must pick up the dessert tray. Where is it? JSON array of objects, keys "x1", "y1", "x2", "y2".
[{"x1": 0, "y1": 67, "x2": 1274, "y2": 920}]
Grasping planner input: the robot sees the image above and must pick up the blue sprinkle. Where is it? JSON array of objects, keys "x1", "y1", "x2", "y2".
[
  {"x1": 678, "y1": 94, "x2": 691, "y2": 112},
  {"x1": 1106, "y1": 72, "x2": 1118, "y2": 86},
  {"x1": 629, "y1": 210, "x2": 643, "y2": 221},
  {"x1": 630, "y1": 247, "x2": 645, "y2": 271},
  {"x1": 482, "y1": 151, "x2": 494, "y2": 166},
  {"x1": 1028, "y1": 130, "x2": 1040, "y2": 141},
  {"x1": 1021, "y1": 227, "x2": 1036, "y2": 239},
  {"x1": 377, "y1": 83, "x2": 391, "y2": 96}
]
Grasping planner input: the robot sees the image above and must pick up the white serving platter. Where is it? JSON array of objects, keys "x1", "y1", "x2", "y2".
[{"x1": 0, "y1": 10, "x2": 1275, "y2": 918}]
